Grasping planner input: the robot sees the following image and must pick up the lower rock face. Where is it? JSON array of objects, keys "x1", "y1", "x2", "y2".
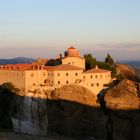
[
  {"x1": 47, "y1": 85, "x2": 107, "y2": 139},
  {"x1": 101, "y1": 79, "x2": 140, "y2": 140},
  {"x1": 0, "y1": 81, "x2": 140, "y2": 140},
  {"x1": 12, "y1": 89, "x2": 48, "y2": 136}
]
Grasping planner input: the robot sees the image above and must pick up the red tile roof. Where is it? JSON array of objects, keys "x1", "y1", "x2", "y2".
[
  {"x1": 0, "y1": 64, "x2": 38, "y2": 71},
  {"x1": 68, "y1": 46, "x2": 76, "y2": 49},
  {"x1": 62, "y1": 56, "x2": 84, "y2": 60},
  {"x1": 84, "y1": 68, "x2": 111, "y2": 74},
  {"x1": 45, "y1": 64, "x2": 83, "y2": 71}
]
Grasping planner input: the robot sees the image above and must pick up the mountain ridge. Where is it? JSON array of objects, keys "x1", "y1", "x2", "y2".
[{"x1": 0, "y1": 57, "x2": 36, "y2": 65}]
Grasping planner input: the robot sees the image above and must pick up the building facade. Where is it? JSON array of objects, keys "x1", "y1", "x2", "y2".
[
  {"x1": 0, "y1": 47, "x2": 112, "y2": 95},
  {"x1": 0, "y1": 64, "x2": 47, "y2": 92}
]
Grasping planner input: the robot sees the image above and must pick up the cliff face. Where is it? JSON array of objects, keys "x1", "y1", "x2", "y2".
[
  {"x1": 47, "y1": 85, "x2": 106, "y2": 139},
  {"x1": 104, "y1": 79, "x2": 140, "y2": 110},
  {"x1": 101, "y1": 79, "x2": 140, "y2": 140},
  {"x1": 116, "y1": 64, "x2": 140, "y2": 82},
  {"x1": 12, "y1": 89, "x2": 48, "y2": 136},
  {"x1": 0, "y1": 80, "x2": 140, "y2": 140}
]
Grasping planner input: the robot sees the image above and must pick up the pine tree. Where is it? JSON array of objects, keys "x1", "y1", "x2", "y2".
[
  {"x1": 105, "y1": 53, "x2": 115, "y2": 66},
  {"x1": 84, "y1": 54, "x2": 96, "y2": 70}
]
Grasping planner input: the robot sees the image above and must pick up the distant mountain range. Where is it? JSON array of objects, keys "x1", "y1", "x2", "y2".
[
  {"x1": 0, "y1": 57, "x2": 140, "y2": 69},
  {"x1": 0, "y1": 57, "x2": 36, "y2": 65}
]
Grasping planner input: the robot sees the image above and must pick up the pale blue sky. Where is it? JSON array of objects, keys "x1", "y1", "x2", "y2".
[{"x1": 0, "y1": 0, "x2": 140, "y2": 60}]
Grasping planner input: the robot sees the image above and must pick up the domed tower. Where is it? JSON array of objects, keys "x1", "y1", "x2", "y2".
[
  {"x1": 62, "y1": 46, "x2": 85, "y2": 70},
  {"x1": 67, "y1": 46, "x2": 81, "y2": 57}
]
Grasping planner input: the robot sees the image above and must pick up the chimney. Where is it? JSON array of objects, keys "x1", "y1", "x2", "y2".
[{"x1": 95, "y1": 65, "x2": 98, "y2": 69}]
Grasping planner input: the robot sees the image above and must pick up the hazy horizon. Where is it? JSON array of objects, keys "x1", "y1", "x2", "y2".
[
  {"x1": 0, "y1": 44, "x2": 140, "y2": 62},
  {"x1": 0, "y1": 0, "x2": 140, "y2": 61}
]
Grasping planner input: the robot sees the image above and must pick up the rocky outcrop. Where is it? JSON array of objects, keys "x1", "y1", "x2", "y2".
[
  {"x1": 0, "y1": 83, "x2": 19, "y2": 129},
  {"x1": 116, "y1": 64, "x2": 140, "y2": 82},
  {"x1": 50, "y1": 85, "x2": 98, "y2": 107},
  {"x1": 135, "y1": 67, "x2": 140, "y2": 78},
  {"x1": 0, "y1": 81, "x2": 140, "y2": 140},
  {"x1": 47, "y1": 85, "x2": 106, "y2": 139},
  {"x1": 12, "y1": 88, "x2": 49, "y2": 136},
  {"x1": 104, "y1": 79, "x2": 140, "y2": 110},
  {"x1": 101, "y1": 79, "x2": 140, "y2": 140}
]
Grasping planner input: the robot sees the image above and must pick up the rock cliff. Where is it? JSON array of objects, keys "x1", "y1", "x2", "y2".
[
  {"x1": 100, "y1": 79, "x2": 140, "y2": 140},
  {"x1": 116, "y1": 64, "x2": 140, "y2": 82},
  {"x1": 104, "y1": 79, "x2": 140, "y2": 110},
  {"x1": 12, "y1": 89, "x2": 48, "y2": 136},
  {"x1": 0, "y1": 80, "x2": 140, "y2": 140}
]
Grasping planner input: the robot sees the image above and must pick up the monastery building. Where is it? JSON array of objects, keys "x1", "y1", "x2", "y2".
[{"x1": 0, "y1": 47, "x2": 112, "y2": 95}]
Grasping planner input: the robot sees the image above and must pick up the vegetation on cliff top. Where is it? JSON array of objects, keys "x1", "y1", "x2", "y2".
[{"x1": 84, "y1": 53, "x2": 116, "y2": 77}]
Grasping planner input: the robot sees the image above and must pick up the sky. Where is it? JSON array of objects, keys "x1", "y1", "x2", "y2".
[{"x1": 0, "y1": 0, "x2": 140, "y2": 61}]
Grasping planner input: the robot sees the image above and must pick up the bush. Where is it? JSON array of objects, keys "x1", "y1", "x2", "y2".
[{"x1": 97, "y1": 61, "x2": 116, "y2": 78}]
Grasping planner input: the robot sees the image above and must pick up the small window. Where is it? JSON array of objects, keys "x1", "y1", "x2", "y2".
[
  {"x1": 75, "y1": 73, "x2": 78, "y2": 76},
  {"x1": 48, "y1": 73, "x2": 50, "y2": 76},
  {"x1": 83, "y1": 76, "x2": 85, "y2": 79},
  {"x1": 43, "y1": 72, "x2": 46, "y2": 76},
  {"x1": 95, "y1": 75, "x2": 98, "y2": 78},
  {"x1": 31, "y1": 73, "x2": 34, "y2": 77},
  {"x1": 51, "y1": 73, "x2": 53, "y2": 76},
  {"x1": 57, "y1": 73, "x2": 60, "y2": 76},
  {"x1": 68, "y1": 62, "x2": 70, "y2": 64},
  {"x1": 66, "y1": 81, "x2": 69, "y2": 84},
  {"x1": 66, "y1": 73, "x2": 68, "y2": 76},
  {"x1": 91, "y1": 83, "x2": 94, "y2": 87},
  {"x1": 96, "y1": 83, "x2": 99, "y2": 86},
  {"x1": 58, "y1": 81, "x2": 60, "y2": 84},
  {"x1": 100, "y1": 75, "x2": 102, "y2": 78},
  {"x1": 91, "y1": 75, "x2": 93, "y2": 79}
]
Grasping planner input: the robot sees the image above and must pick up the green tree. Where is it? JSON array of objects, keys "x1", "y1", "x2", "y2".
[
  {"x1": 84, "y1": 54, "x2": 96, "y2": 70},
  {"x1": 105, "y1": 53, "x2": 115, "y2": 66},
  {"x1": 45, "y1": 59, "x2": 62, "y2": 66},
  {"x1": 97, "y1": 61, "x2": 116, "y2": 78},
  {"x1": 64, "y1": 51, "x2": 68, "y2": 57}
]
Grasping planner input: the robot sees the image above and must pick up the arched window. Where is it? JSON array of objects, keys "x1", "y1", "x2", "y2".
[
  {"x1": 66, "y1": 73, "x2": 68, "y2": 76},
  {"x1": 66, "y1": 81, "x2": 69, "y2": 84},
  {"x1": 75, "y1": 73, "x2": 78, "y2": 76},
  {"x1": 57, "y1": 73, "x2": 60, "y2": 76}
]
